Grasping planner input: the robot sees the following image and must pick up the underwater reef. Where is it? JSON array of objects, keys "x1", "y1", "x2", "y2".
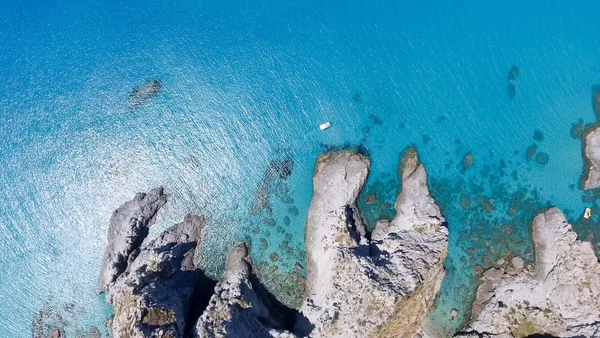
[{"x1": 128, "y1": 79, "x2": 163, "y2": 110}]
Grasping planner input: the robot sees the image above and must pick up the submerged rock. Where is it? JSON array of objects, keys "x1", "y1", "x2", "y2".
[
  {"x1": 298, "y1": 148, "x2": 448, "y2": 337},
  {"x1": 508, "y1": 83, "x2": 516, "y2": 100},
  {"x1": 571, "y1": 119, "x2": 585, "y2": 139},
  {"x1": 128, "y1": 79, "x2": 162, "y2": 110},
  {"x1": 98, "y1": 187, "x2": 168, "y2": 293},
  {"x1": 463, "y1": 152, "x2": 473, "y2": 168},
  {"x1": 526, "y1": 144, "x2": 537, "y2": 161},
  {"x1": 507, "y1": 65, "x2": 520, "y2": 81},
  {"x1": 457, "y1": 208, "x2": 600, "y2": 337},
  {"x1": 535, "y1": 152, "x2": 550, "y2": 165}
]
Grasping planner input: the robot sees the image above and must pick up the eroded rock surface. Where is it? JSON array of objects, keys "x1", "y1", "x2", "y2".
[
  {"x1": 195, "y1": 243, "x2": 296, "y2": 338},
  {"x1": 98, "y1": 187, "x2": 169, "y2": 293},
  {"x1": 582, "y1": 126, "x2": 600, "y2": 190},
  {"x1": 298, "y1": 149, "x2": 448, "y2": 338},
  {"x1": 96, "y1": 149, "x2": 449, "y2": 338},
  {"x1": 457, "y1": 208, "x2": 600, "y2": 338},
  {"x1": 106, "y1": 213, "x2": 209, "y2": 338}
]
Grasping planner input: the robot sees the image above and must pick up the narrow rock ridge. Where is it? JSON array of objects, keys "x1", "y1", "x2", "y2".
[
  {"x1": 98, "y1": 187, "x2": 169, "y2": 292},
  {"x1": 106, "y1": 213, "x2": 210, "y2": 338},
  {"x1": 195, "y1": 243, "x2": 297, "y2": 338},
  {"x1": 457, "y1": 208, "x2": 600, "y2": 338},
  {"x1": 582, "y1": 125, "x2": 600, "y2": 190},
  {"x1": 298, "y1": 148, "x2": 448, "y2": 338}
]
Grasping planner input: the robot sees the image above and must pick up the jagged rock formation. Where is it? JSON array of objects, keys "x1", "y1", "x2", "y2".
[
  {"x1": 457, "y1": 208, "x2": 600, "y2": 338},
  {"x1": 97, "y1": 148, "x2": 448, "y2": 338},
  {"x1": 98, "y1": 187, "x2": 211, "y2": 338},
  {"x1": 98, "y1": 187, "x2": 169, "y2": 292},
  {"x1": 106, "y1": 213, "x2": 208, "y2": 338},
  {"x1": 582, "y1": 126, "x2": 600, "y2": 190},
  {"x1": 195, "y1": 243, "x2": 296, "y2": 338},
  {"x1": 298, "y1": 149, "x2": 448, "y2": 338}
]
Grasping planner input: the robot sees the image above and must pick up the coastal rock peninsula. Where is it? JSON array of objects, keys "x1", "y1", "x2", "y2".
[
  {"x1": 106, "y1": 213, "x2": 209, "y2": 338},
  {"x1": 298, "y1": 148, "x2": 448, "y2": 337},
  {"x1": 97, "y1": 148, "x2": 449, "y2": 338},
  {"x1": 98, "y1": 187, "x2": 169, "y2": 292},
  {"x1": 582, "y1": 126, "x2": 600, "y2": 190},
  {"x1": 457, "y1": 208, "x2": 600, "y2": 338},
  {"x1": 195, "y1": 243, "x2": 296, "y2": 338}
]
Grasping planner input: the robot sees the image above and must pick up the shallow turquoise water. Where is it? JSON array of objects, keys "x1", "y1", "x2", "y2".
[{"x1": 1, "y1": 0, "x2": 600, "y2": 336}]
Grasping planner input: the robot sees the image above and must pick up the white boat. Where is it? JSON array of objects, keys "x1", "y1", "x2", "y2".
[
  {"x1": 319, "y1": 122, "x2": 331, "y2": 130},
  {"x1": 584, "y1": 207, "x2": 593, "y2": 219}
]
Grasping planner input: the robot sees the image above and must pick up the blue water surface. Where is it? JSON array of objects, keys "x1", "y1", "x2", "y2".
[{"x1": 1, "y1": 0, "x2": 600, "y2": 336}]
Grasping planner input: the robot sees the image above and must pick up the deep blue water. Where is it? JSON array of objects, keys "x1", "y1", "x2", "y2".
[{"x1": 2, "y1": 0, "x2": 600, "y2": 336}]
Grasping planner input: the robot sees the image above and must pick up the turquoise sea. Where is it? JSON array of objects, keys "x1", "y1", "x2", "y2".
[{"x1": 2, "y1": 0, "x2": 600, "y2": 336}]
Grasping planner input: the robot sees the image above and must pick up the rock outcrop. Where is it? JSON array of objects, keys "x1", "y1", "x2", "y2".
[
  {"x1": 582, "y1": 126, "x2": 600, "y2": 190},
  {"x1": 457, "y1": 208, "x2": 600, "y2": 338},
  {"x1": 105, "y1": 213, "x2": 208, "y2": 338},
  {"x1": 195, "y1": 243, "x2": 296, "y2": 338},
  {"x1": 98, "y1": 187, "x2": 169, "y2": 292},
  {"x1": 298, "y1": 149, "x2": 448, "y2": 338},
  {"x1": 96, "y1": 149, "x2": 449, "y2": 338}
]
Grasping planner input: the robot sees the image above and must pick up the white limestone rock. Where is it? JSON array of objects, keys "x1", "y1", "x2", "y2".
[
  {"x1": 298, "y1": 149, "x2": 448, "y2": 338},
  {"x1": 457, "y1": 208, "x2": 600, "y2": 337},
  {"x1": 582, "y1": 126, "x2": 600, "y2": 190}
]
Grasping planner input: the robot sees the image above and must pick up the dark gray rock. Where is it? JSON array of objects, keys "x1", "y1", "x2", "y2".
[
  {"x1": 106, "y1": 213, "x2": 211, "y2": 338},
  {"x1": 98, "y1": 187, "x2": 168, "y2": 293}
]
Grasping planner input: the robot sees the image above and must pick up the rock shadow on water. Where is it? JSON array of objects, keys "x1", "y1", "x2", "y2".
[{"x1": 247, "y1": 268, "x2": 308, "y2": 332}]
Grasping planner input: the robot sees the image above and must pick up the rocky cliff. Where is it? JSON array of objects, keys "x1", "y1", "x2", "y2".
[
  {"x1": 457, "y1": 208, "x2": 600, "y2": 338},
  {"x1": 195, "y1": 243, "x2": 296, "y2": 338},
  {"x1": 96, "y1": 148, "x2": 449, "y2": 338},
  {"x1": 298, "y1": 148, "x2": 448, "y2": 338},
  {"x1": 106, "y1": 213, "x2": 209, "y2": 338},
  {"x1": 98, "y1": 187, "x2": 169, "y2": 293}
]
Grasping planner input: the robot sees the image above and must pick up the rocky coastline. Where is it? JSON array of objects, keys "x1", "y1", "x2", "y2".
[
  {"x1": 36, "y1": 147, "x2": 600, "y2": 337},
  {"x1": 85, "y1": 147, "x2": 447, "y2": 338},
  {"x1": 580, "y1": 86, "x2": 600, "y2": 190},
  {"x1": 457, "y1": 208, "x2": 600, "y2": 337}
]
